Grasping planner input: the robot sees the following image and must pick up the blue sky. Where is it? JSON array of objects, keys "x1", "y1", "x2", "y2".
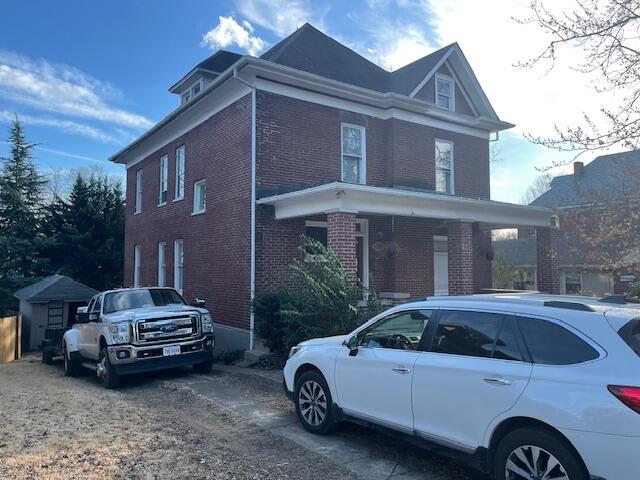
[{"x1": 0, "y1": 0, "x2": 591, "y2": 203}]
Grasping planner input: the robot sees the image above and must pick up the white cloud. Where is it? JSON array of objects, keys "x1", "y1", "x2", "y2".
[
  {"x1": 202, "y1": 16, "x2": 266, "y2": 56},
  {"x1": 0, "y1": 110, "x2": 126, "y2": 144},
  {"x1": 236, "y1": 0, "x2": 324, "y2": 37},
  {"x1": 0, "y1": 50, "x2": 153, "y2": 129}
]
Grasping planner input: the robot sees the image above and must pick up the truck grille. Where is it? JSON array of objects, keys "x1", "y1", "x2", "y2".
[{"x1": 135, "y1": 315, "x2": 199, "y2": 344}]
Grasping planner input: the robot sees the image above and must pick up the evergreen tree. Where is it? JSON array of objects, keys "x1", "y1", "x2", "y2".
[{"x1": 0, "y1": 117, "x2": 47, "y2": 313}]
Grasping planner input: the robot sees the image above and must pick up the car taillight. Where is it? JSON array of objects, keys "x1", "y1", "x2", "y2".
[{"x1": 608, "y1": 385, "x2": 640, "y2": 414}]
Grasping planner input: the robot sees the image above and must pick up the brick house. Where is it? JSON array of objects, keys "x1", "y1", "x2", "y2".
[
  {"x1": 110, "y1": 24, "x2": 558, "y2": 351},
  {"x1": 495, "y1": 152, "x2": 640, "y2": 296}
]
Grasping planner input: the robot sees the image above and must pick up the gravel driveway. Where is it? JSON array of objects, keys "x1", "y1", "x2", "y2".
[{"x1": 0, "y1": 355, "x2": 486, "y2": 480}]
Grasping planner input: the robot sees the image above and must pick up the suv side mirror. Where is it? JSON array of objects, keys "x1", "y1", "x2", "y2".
[
  {"x1": 193, "y1": 298, "x2": 205, "y2": 307},
  {"x1": 345, "y1": 336, "x2": 359, "y2": 357}
]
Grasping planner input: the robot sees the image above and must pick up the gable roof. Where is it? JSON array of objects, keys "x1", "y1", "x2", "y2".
[
  {"x1": 14, "y1": 275, "x2": 99, "y2": 303},
  {"x1": 169, "y1": 50, "x2": 242, "y2": 93},
  {"x1": 531, "y1": 150, "x2": 640, "y2": 207}
]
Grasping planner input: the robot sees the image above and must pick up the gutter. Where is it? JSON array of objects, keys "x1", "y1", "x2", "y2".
[{"x1": 233, "y1": 68, "x2": 257, "y2": 352}]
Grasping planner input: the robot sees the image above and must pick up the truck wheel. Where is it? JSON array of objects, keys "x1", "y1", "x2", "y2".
[
  {"x1": 42, "y1": 349, "x2": 54, "y2": 365},
  {"x1": 193, "y1": 356, "x2": 213, "y2": 374},
  {"x1": 98, "y1": 347, "x2": 120, "y2": 389},
  {"x1": 63, "y1": 343, "x2": 79, "y2": 377}
]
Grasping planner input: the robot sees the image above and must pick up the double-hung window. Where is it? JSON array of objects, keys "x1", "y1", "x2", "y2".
[
  {"x1": 133, "y1": 245, "x2": 141, "y2": 288},
  {"x1": 134, "y1": 170, "x2": 143, "y2": 214},
  {"x1": 341, "y1": 124, "x2": 366, "y2": 184},
  {"x1": 435, "y1": 139, "x2": 454, "y2": 194},
  {"x1": 435, "y1": 74, "x2": 455, "y2": 110},
  {"x1": 565, "y1": 271, "x2": 582, "y2": 294},
  {"x1": 158, "y1": 242, "x2": 167, "y2": 287},
  {"x1": 159, "y1": 155, "x2": 168, "y2": 205},
  {"x1": 193, "y1": 179, "x2": 206, "y2": 214},
  {"x1": 175, "y1": 146, "x2": 185, "y2": 201},
  {"x1": 174, "y1": 239, "x2": 184, "y2": 293}
]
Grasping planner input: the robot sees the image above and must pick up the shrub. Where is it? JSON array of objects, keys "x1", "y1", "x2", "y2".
[
  {"x1": 629, "y1": 281, "x2": 640, "y2": 300},
  {"x1": 253, "y1": 290, "x2": 289, "y2": 354}
]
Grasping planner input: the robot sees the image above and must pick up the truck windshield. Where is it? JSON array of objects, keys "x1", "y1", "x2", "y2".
[{"x1": 104, "y1": 288, "x2": 187, "y2": 314}]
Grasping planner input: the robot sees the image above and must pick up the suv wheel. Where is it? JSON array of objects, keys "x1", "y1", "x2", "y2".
[
  {"x1": 494, "y1": 427, "x2": 587, "y2": 480},
  {"x1": 294, "y1": 370, "x2": 335, "y2": 435},
  {"x1": 97, "y1": 347, "x2": 120, "y2": 389},
  {"x1": 63, "y1": 343, "x2": 79, "y2": 377}
]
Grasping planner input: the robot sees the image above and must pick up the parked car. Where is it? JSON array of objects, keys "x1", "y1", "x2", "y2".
[
  {"x1": 60, "y1": 287, "x2": 214, "y2": 388},
  {"x1": 283, "y1": 293, "x2": 640, "y2": 480}
]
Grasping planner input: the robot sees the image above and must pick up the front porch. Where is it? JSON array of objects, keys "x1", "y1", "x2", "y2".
[{"x1": 256, "y1": 182, "x2": 560, "y2": 298}]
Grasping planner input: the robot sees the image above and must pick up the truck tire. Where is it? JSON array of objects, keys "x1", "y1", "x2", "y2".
[
  {"x1": 63, "y1": 343, "x2": 79, "y2": 377},
  {"x1": 98, "y1": 347, "x2": 121, "y2": 389},
  {"x1": 193, "y1": 356, "x2": 213, "y2": 374}
]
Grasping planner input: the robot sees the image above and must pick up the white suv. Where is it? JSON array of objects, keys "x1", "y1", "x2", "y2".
[{"x1": 283, "y1": 293, "x2": 640, "y2": 480}]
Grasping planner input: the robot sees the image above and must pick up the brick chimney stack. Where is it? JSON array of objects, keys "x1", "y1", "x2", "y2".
[{"x1": 573, "y1": 161, "x2": 584, "y2": 176}]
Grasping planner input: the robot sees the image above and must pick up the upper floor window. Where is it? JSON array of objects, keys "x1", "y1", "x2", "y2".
[
  {"x1": 133, "y1": 245, "x2": 141, "y2": 288},
  {"x1": 158, "y1": 242, "x2": 167, "y2": 287},
  {"x1": 135, "y1": 170, "x2": 143, "y2": 214},
  {"x1": 159, "y1": 155, "x2": 168, "y2": 205},
  {"x1": 174, "y1": 239, "x2": 184, "y2": 293},
  {"x1": 175, "y1": 146, "x2": 185, "y2": 201},
  {"x1": 193, "y1": 179, "x2": 206, "y2": 214},
  {"x1": 435, "y1": 74, "x2": 455, "y2": 110},
  {"x1": 435, "y1": 139, "x2": 454, "y2": 194},
  {"x1": 341, "y1": 124, "x2": 366, "y2": 184}
]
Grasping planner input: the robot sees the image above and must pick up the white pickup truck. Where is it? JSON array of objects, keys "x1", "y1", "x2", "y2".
[{"x1": 62, "y1": 287, "x2": 214, "y2": 388}]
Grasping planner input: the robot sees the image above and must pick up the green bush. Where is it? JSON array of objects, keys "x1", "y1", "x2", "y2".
[
  {"x1": 629, "y1": 282, "x2": 640, "y2": 300},
  {"x1": 254, "y1": 235, "x2": 384, "y2": 355}
]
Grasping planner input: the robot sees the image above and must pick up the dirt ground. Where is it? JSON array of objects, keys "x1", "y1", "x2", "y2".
[
  {"x1": 0, "y1": 355, "x2": 357, "y2": 480},
  {"x1": 0, "y1": 355, "x2": 484, "y2": 480}
]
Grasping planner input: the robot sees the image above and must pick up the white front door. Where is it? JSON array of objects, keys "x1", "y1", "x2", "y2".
[{"x1": 434, "y1": 236, "x2": 448, "y2": 295}]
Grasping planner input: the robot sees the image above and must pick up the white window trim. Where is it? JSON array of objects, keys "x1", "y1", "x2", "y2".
[
  {"x1": 158, "y1": 242, "x2": 167, "y2": 287},
  {"x1": 174, "y1": 239, "x2": 184, "y2": 293},
  {"x1": 435, "y1": 139, "x2": 455, "y2": 194},
  {"x1": 180, "y1": 79, "x2": 203, "y2": 105},
  {"x1": 134, "y1": 170, "x2": 143, "y2": 214},
  {"x1": 174, "y1": 145, "x2": 185, "y2": 201},
  {"x1": 340, "y1": 123, "x2": 366, "y2": 185},
  {"x1": 435, "y1": 73, "x2": 455, "y2": 111},
  {"x1": 562, "y1": 270, "x2": 583, "y2": 295},
  {"x1": 133, "y1": 245, "x2": 141, "y2": 288},
  {"x1": 192, "y1": 179, "x2": 206, "y2": 215},
  {"x1": 158, "y1": 155, "x2": 168, "y2": 206}
]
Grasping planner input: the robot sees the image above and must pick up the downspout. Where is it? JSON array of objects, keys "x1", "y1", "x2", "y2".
[{"x1": 234, "y1": 68, "x2": 257, "y2": 351}]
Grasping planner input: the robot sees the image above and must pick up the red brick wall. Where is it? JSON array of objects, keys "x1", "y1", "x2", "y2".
[
  {"x1": 448, "y1": 221, "x2": 475, "y2": 295},
  {"x1": 327, "y1": 212, "x2": 357, "y2": 281},
  {"x1": 536, "y1": 227, "x2": 561, "y2": 294},
  {"x1": 124, "y1": 94, "x2": 252, "y2": 330}
]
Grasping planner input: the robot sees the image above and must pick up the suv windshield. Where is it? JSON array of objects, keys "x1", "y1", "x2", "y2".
[{"x1": 104, "y1": 288, "x2": 187, "y2": 314}]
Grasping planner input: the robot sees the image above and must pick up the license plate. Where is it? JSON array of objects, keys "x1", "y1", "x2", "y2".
[{"x1": 163, "y1": 345, "x2": 181, "y2": 356}]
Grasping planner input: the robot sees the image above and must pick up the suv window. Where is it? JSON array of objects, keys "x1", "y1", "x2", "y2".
[
  {"x1": 359, "y1": 310, "x2": 433, "y2": 351},
  {"x1": 517, "y1": 316, "x2": 599, "y2": 365},
  {"x1": 618, "y1": 318, "x2": 640, "y2": 357},
  {"x1": 431, "y1": 311, "x2": 523, "y2": 361}
]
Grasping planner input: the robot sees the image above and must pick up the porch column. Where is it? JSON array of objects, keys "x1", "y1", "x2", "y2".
[
  {"x1": 536, "y1": 226, "x2": 560, "y2": 294},
  {"x1": 448, "y1": 221, "x2": 474, "y2": 295},
  {"x1": 327, "y1": 211, "x2": 357, "y2": 281}
]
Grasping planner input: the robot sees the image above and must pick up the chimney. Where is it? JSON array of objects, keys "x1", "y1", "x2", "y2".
[{"x1": 573, "y1": 161, "x2": 584, "y2": 176}]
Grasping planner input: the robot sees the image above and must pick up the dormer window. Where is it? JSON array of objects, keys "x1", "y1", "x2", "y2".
[
  {"x1": 180, "y1": 80, "x2": 203, "y2": 105},
  {"x1": 435, "y1": 74, "x2": 455, "y2": 111}
]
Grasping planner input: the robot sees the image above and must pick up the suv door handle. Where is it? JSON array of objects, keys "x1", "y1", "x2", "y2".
[
  {"x1": 392, "y1": 367, "x2": 411, "y2": 374},
  {"x1": 483, "y1": 377, "x2": 512, "y2": 386}
]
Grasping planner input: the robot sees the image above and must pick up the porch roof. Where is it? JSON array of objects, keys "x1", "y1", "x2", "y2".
[{"x1": 257, "y1": 182, "x2": 554, "y2": 227}]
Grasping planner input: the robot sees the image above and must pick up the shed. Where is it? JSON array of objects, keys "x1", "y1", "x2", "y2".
[{"x1": 14, "y1": 275, "x2": 99, "y2": 351}]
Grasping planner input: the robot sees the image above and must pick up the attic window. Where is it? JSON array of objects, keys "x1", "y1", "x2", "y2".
[
  {"x1": 435, "y1": 74, "x2": 455, "y2": 111},
  {"x1": 180, "y1": 81, "x2": 203, "y2": 105}
]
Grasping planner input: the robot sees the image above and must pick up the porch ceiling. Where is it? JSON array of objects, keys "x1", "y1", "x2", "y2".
[{"x1": 257, "y1": 182, "x2": 553, "y2": 227}]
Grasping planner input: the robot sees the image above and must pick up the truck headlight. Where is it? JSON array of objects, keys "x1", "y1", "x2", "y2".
[
  {"x1": 109, "y1": 322, "x2": 131, "y2": 344},
  {"x1": 201, "y1": 313, "x2": 214, "y2": 333}
]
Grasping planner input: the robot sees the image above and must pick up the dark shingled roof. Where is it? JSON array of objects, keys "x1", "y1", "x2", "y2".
[
  {"x1": 195, "y1": 50, "x2": 242, "y2": 73},
  {"x1": 531, "y1": 150, "x2": 640, "y2": 207},
  {"x1": 14, "y1": 275, "x2": 98, "y2": 303}
]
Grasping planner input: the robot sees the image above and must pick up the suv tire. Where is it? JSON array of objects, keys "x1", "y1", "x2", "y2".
[
  {"x1": 63, "y1": 343, "x2": 79, "y2": 377},
  {"x1": 98, "y1": 347, "x2": 120, "y2": 389},
  {"x1": 294, "y1": 370, "x2": 335, "y2": 435},
  {"x1": 493, "y1": 427, "x2": 587, "y2": 480}
]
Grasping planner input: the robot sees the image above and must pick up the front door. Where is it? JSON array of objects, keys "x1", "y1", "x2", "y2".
[
  {"x1": 334, "y1": 309, "x2": 434, "y2": 433},
  {"x1": 434, "y1": 236, "x2": 449, "y2": 295}
]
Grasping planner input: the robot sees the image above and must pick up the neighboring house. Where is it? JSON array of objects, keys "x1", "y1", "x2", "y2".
[
  {"x1": 110, "y1": 24, "x2": 558, "y2": 351},
  {"x1": 495, "y1": 151, "x2": 640, "y2": 296},
  {"x1": 14, "y1": 275, "x2": 98, "y2": 351}
]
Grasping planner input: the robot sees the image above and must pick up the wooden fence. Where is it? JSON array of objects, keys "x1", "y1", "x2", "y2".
[{"x1": 0, "y1": 314, "x2": 21, "y2": 364}]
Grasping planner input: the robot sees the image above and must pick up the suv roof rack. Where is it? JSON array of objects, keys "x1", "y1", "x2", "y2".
[{"x1": 543, "y1": 301, "x2": 595, "y2": 312}]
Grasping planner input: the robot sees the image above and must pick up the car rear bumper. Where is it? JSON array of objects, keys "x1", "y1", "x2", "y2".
[
  {"x1": 561, "y1": 428, "x2": 640, "y2": 480},
  {"x1": 108, "y1": 334, "x2": 214, "y2": 375}
]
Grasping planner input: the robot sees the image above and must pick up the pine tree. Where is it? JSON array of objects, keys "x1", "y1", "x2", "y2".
[{"x1": 0, "y1": 116, "x2": 47, "y2": 313}]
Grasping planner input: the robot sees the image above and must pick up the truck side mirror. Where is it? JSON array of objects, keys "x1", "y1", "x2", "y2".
[
  {"x1": 345, "y1": 336, "x2": 359, "y2": 357},
  {"x1": 193, "y1": 298, "x2": 205, "y2": 307},
  {"x1": 76, "y1": 312, "x2": 90, "y2": 324}
]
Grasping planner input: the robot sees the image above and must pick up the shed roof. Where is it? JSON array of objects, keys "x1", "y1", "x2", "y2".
[{"x1": 14, "y1": 275, "x2": 98, "y2": 303}]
